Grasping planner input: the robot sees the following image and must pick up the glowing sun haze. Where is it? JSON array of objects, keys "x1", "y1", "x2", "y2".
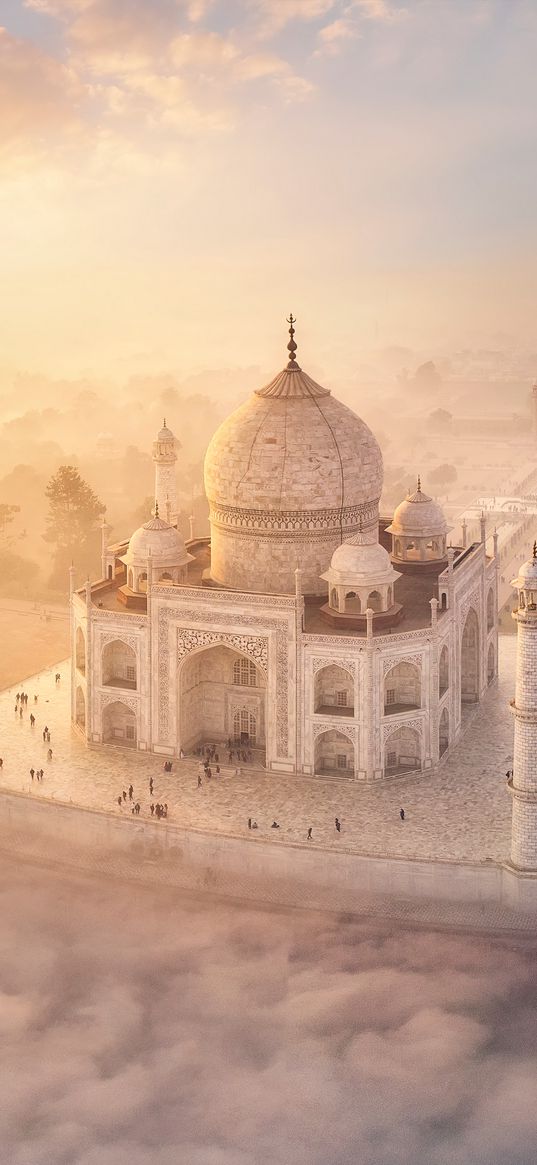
[{"x1": 1, "y1": 0, "x2": 536, "y2": 377}]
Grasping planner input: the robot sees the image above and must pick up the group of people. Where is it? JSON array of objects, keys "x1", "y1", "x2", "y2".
[
  {"x1": 29, "y1": 768, "x2": 45, "y2": 782},
  {"x1": 115, "y1": 781, "x2": 169, "y2": 821}
]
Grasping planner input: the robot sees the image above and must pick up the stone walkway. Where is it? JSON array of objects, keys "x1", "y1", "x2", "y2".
[{"x1": 0, "y1": 639, "x2": 516, "y2": 865}]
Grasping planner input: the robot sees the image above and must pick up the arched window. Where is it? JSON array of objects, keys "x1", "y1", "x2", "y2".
[
  {"x1": 367, "y1": 590, "x2": 382, "y2": 612},
  {"x1": 138, "y1": 572, "x2": 148, "y2": 593},
  {"x1": 387, "y1": 586, "x2": 393, "y2": 608},
  {"x1": 102, "y1": 640, "x2": 137, "y2": 690},
  {"x1": 439, "y1": 644, "x2": 449, "y2": 696},
  {"x1": 344, "y1": 591, "x2": 361, "y2": 614},
  {"x1": 128, "y1": 569, "x2": 134, "y2": 590},
  {"x1": 331, "y1": 588, "x2": 339, "y2": 610},
  {"x1": 233, "y1": 709, "x2": 257, "y2": 744},
  {"x1": 107, "y1": 564, "x2": 113, "y2": 580},
  {"x1": 233, "y1": 658, "x2": 258, "y2": 686},
  {"x1": 394, "y1": 539, "x2": 401, "y2": 557},
  {"x1": 487, "y1": 641, "x2": 495, "y2": 684},
  {"x1": 487, "y1": 586, "x2": 494, "y2": 631},
  {"x1": 75, "y1": 627, "x2": 85, "y2": 675}
]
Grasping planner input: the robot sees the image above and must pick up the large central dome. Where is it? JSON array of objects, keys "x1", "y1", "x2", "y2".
[{"x1": 204, "y1": 323, "x2": 383, "y2": 595}]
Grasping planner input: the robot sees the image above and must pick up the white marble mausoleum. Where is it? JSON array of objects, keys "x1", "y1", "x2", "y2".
[{"x1": 71, "y1": 321, "x2": 498, "y2": 781}]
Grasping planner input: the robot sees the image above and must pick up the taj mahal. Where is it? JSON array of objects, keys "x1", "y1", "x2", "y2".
[{"x1": 70, "y1": 320, "x2": 499, "y2": 784}]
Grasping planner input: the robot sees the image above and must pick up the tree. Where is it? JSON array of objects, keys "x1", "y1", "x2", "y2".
[
  {"x1": 44, "y1": 466, "x2": 105, "y2": 586},
  {"x1": 0, "y1": 503, "x2": 20, "y2": 543},
  {"x1": 428, "y1": 408, "x2": 452, "y2": 430},
  {"x1": 429, "y1": 463, "x2": 457, "y2": 492}
]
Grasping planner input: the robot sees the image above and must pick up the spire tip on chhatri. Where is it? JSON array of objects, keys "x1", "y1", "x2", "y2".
[
  {"x1": 417, "y1": 474, "x2": 421, "y2": 493},
  {"x1": 155, "y1": 500, "x2": 159, "y2": 519},
  {"x1": 533, "y1": 539, "x2": 537, "y2": 560},
  {"x1": 286, "y1": 313, "x2": 300, "y2": 370}
]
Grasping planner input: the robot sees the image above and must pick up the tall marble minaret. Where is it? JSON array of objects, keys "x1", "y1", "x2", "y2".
[
  {"x1": 152, "y1": 420, "x2": 178, "y2": 526},
  {"x1": 509, "y1": 543, "x2": 537, "y2": 869}
]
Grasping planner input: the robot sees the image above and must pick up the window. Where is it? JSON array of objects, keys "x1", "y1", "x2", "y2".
[
  {"x1": 386, "y1": 689, "x2": 395, "y2": 705},
  {"x1": 233, "y1": 658, "x2": 257, "y2": 686},
  {"x1": 125, "y1": 724, "x2": 135, "y2": 741},
  {"x1": 233, "y1": 709, "x2": 257, "y2": 744},
  {"x1": 387, "y1": 750, "x2": 396, "y2": 767},
  {"x1": 336, "y1": 690, "x2": 348, "y2": 707},
  {"x1": 337, "y1": 754, "x2": 347, "y2": 769},
  {"x1": 126, "y1": 665, "x2": 136, "y2": 682}
]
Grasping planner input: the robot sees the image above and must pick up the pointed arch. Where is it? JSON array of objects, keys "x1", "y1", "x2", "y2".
[
  {"x1": 384, "y1": 725, "x2": 421, "y2": 775},
  {"x1": 102, "y1": 640, "x2": 137, "y2": 690},
  {"x1": 102, "y1": 700, "x2": 136, "y2": 747},
  {"x1": 384, "y1": 661, "x2": 421, "y2": 714},
  {"x1": 75, "y1": 626, "x2": 86, "y2": 675},
  {"x1": 314, "y1": 664, "x2": 354, "y2": 716},
  {"x1": 314, "y1": 729, "x2": 355, "y2": 777},
  {"x1": 461, "y1": 608, "x2": 479, "y2": 704}
]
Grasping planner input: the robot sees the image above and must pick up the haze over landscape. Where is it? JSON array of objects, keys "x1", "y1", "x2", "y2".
[{"x1": 2, "y1": 3, "x2": 537, "y2": 1163}]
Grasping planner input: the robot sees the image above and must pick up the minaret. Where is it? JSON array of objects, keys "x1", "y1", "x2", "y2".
[
  {"x1": 152, "y1": 419, "x2": 178, "y2": 526},
  {"x1": 509, "y1": 542, "x2": 537, "y2": 869}
]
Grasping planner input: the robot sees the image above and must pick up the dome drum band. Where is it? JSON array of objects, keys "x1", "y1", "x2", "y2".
[{"x1": 208, "y1": 500, "x2": 380, "y2": 534}]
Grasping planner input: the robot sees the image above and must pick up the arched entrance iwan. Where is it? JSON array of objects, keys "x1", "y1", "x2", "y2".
[{"x1": 179, "y1": 644, "x2": 267, "y2": 761}]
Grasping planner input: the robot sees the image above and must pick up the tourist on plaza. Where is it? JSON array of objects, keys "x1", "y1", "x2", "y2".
[
  {"x1": 117, "y1": 796, "x2": 122, "y2": 807},
  {"x1": 34, "y1": 695, "x2": 38, "y2": 703},
  {"x1": 216, "y1": 764, "x2": 220, "y2": 775},
  {"x1": 251, "y1": 820, "x2": 258, "y2": 829},
  {"x1": 128, "y1": 784, "x2": 134, "y2": 800},
  {"x1": 197, "y1": 774, "x2": 202, "y2": 787},
  {"x1": 149, "y1": 777, "x2": 154, "y2": 794},
  {"x1": 150, "y1": 803, "x2": 155, "y2": 815},
  {"x1": 163, "y1": 804, "x2": 168, "y2": 817},
  {"x1": 400, "y1": 808, "x2": 405, "y2": 821},
  {"x1": 30, "y1": 768, "x2": 34, "y2": 781},
  {"x1": 122, "y1": 790, "x2": 127, "y2": 801},
  {"x1": 307, "y1": 827, "x2": 312, "y2": 840},
  {"x1": 46, "y1": 731, "x2": 50, "y2": 742},
  {"x1": 135, "y1": 802, "x2": 140, "y2": 815},
  {"x1": 55, "y1": 673, "x2": 61, "y2": 683},
  {"x1": 19, "y1": 707, "x2": 23, "y2": 718},
  {"x1": 335, "y1": 818, "x2": 341, "y2": 833},
  {"x1": 0, "y1": 758, "x2": 3, "y2": 768},
  {"x1": 248, "y1": 817, "x2": 252, "y2": 829},
  {"x1": 271, "y1": 821, "x2": 280, "y2": 829},
  {"x1": 16, "y1": 693, "x2": 20, "y2": 703},
  {"x1": 206, "y1": 767, "x2": 212, "y2": 779},
  {"x1": 30, "y1": 714, "x2": 35, "y2": 726},
  {"x1": 47, "y1": 749, "x2": 53, "y2": 761}
]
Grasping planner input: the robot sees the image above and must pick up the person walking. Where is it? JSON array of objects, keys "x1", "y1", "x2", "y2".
[
  {"x1": 117, "y1": 795, "x2": 122, "y2": 808},
  {"x1": 30, "y1": 714, "x2": 35, "y2": 727},
  {"x1": 307, "y1": 827, "x2": 313, "y2": 840},
  {"x1": 30, "y1": 768, "x2": 35, "y2": 781},
  {"x1": 335, "y1": 818, "x2": 341, "y2": 833},
  {"x1": 400, "y1": 808, "x2": 405, "y2": 821},
  {"x1": 197, "y1": 773, "x2": 202, "y2": 788}
]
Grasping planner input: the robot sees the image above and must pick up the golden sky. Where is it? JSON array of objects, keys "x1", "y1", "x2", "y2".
[{"x1": 1, "y1": 0, "x2": 537, "y2": 377}]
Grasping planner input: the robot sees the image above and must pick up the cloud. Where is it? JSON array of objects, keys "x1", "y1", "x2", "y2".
[
  {"x1": 1, "y1": 848, "x2": 537, "y2": 1165},
  {"x1": 0, "y1": 26, "x2": 86, "y2": 165}
]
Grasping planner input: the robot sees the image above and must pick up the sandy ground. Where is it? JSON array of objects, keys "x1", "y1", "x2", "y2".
[{"x1": 0, "y1": 599, "x2": 69, "y2": 689}]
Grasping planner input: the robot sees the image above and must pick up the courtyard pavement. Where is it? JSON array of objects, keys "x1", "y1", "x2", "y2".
[{"x1": 0, "y1": 638, "x2": 516, "y2": 865}]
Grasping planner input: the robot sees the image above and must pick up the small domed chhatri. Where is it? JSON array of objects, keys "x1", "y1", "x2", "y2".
[
  {"x1": 320, "y1": 523, "x2": 402, "y2": 629},
  {"x1": 387, "y1": 476, "x2": 451, "y2": 572},
  {"x1": 120, "y1": 503, "x2": 193, "y2": 593},
  {"x1": 204, "y1": 317, "x2": 383, "y2": 595}
]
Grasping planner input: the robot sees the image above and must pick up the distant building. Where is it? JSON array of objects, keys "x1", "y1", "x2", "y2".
[{"x1": 71, "y1": 322, "x2": 498, "y2": 781}]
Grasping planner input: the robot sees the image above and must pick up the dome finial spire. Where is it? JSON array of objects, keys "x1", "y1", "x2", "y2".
[
  {"x1": 286, "y1": 313, "x2": 299, "y2": 369},
  {"x1": 155, "y1": 500, "x2": 159, "y2": 518},
  {"x1": 533, "y1": 539, "x2": 537, "y2": 560},
  {"x1": 417, "y1": 474, "x2": 421, "y2": 493}
]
